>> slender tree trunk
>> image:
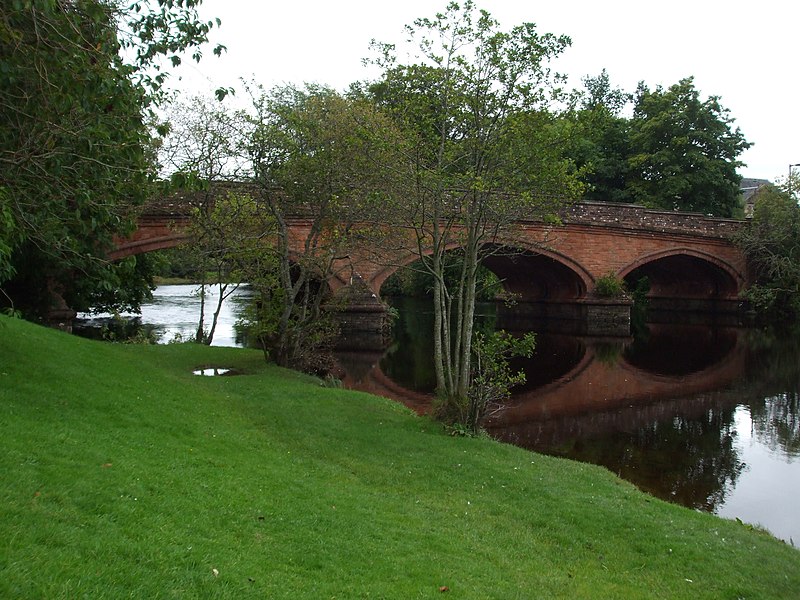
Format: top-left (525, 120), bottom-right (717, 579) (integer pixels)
top-left (452, 250), bottom-right (466, 392)
top-left (194, 277), bottom-right (207, 344)
top-left (274, 209), bottom-right (296, 367)
top-left (205, 280), bottom-right (240, 346)
top-left (457, 234), bottom-right (479, 400)
top-left (204, 282), bottom-right (224, 345)
top-left (432, 252), bottom-right (447, 396)
top-left (430, 186), bottom-right (449, 397)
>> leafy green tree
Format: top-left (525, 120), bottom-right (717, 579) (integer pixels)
top-left (563, 74), bottom-right (751, 216)
top-left (368, 1), bottom-right (581, 426)
top-left (466, 330), bottom-right (535, 433)
top-left (563, 70), bottom-right (633, 203)
top-left (627, 77), bottom-right (750, 217)
top-left (240, 85), bottom-right (406, 371)
top-left (735, 181), bottom-right (800, 319)
top-left (0, 1), bottom-right (223, 320)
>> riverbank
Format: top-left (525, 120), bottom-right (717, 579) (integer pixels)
top-left (1, 315), bottom-right (798, 598)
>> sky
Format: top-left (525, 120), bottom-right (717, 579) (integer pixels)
top-left (171, 0), bottom-right (799, 181)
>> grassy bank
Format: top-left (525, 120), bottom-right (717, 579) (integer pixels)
top-left (1, 315), bottom-right (798, 598)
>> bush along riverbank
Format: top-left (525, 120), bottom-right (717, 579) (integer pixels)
top-left (1, 314), bottom-right (798, 598)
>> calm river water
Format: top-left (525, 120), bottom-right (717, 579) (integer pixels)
top-left (76, 285), bottom-right (800, 545)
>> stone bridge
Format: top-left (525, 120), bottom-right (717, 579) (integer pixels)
top-left (112, 196), bottom-right (750, 334)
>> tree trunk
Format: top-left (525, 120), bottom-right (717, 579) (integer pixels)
top-left (194, 279), bottom-right (207, 344)
top-left (205, 281), bottom-right (240, 346)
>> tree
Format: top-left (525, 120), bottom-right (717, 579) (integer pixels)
top-left (159, 95), bottom-right (247, 344)
top-left (159, 96), bottom-right (244, 183)
top-left (183, 195), bottom-right (245, 345)
top-left (735, 180), bottom-right (800, 319)
top-left (562, 73), bottom-right (751, 215)
top-left (0, 1), bottom-right (223, 320)
top-left (368, 1), bottom-right (581, 427)
top-left (240, 85), bottom-right (406, 371)
top-left (627, 77), bottom-right (750, 217)
top-left (563, 70), bottom-right (633, 203)
top-left (466, 330), bottom-right (535, 433)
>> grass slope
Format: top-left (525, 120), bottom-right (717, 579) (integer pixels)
top-left (1, 315), bottom-right (798, 599)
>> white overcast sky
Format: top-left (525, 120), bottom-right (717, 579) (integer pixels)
top-left (171, 0), bottom-right (799, 181)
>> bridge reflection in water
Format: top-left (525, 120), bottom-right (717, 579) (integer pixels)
top-left (334, 298), bottom-right (800, 542)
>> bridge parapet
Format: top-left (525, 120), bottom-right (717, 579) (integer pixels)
top-left (141, 183), bottom-right (745, 240)
top-left (559, 202), bottom-right (744, 239)
top-left (140, 182), bottom-right (264, 217)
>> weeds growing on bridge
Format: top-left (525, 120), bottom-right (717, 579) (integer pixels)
top-left (594, 272), bottom-right (628, 298)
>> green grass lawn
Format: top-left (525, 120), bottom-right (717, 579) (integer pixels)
top-left (1, 314), bottom-right (798, 598)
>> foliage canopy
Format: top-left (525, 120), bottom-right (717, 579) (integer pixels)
top-left (735, 181), bottom-right (800, 319)
top-left (565, 74), bottom-right (750, 217)
top-left (0, 0), bottom-right (223, 318)
top-left (627, 77), bottom-right (750, 216)
top-left (367, 1), bottom-right (581, 426)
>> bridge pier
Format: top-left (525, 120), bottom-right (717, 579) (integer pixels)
top-left (332, 281), bottom-right (392, 351)
top-left (496, 298), bottom-right (632, 337)
top-left (44, 278), bottom-right (77, 332)
top-left (584, 298), bottom-right (632, 336)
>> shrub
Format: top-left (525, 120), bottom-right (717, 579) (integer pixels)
top-left (595, 272), bottom-right (627, 298)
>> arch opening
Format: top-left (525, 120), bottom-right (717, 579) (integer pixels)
top-left (376, 245), bottom-right (589, 304)
top-left (623, 324), bottom-right (739, 376)
top-left (482, 248), bottom-right (588, 302)
top-left (623, 252), bottom-right (740, 313)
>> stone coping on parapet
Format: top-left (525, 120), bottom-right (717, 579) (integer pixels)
top-left (555, 201), bottom-right (742, 239)
top-left (141, 182), bottom-right (744, 240)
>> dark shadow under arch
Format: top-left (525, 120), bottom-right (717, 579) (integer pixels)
top-left (620, 248), bottom-right (742, 301)
top-left (482, 247), bottom-right (589, 302)
top-left (374, 243), bottom-right (592, 303)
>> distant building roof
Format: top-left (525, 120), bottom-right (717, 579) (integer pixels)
top-left (740, 178), bottom-right (771, 217)
top-left (740, 178), bottom-right (771, 199)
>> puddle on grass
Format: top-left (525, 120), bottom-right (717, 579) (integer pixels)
top-left (192, 367), bottom-right (241, 377)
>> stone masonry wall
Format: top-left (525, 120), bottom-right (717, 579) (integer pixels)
top-left (557, 202), bottom-right (743, 239)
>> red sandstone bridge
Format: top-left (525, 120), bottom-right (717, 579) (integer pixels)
top-left (112, 195), bottom-right (750, 333)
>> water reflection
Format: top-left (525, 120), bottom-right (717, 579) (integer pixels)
top-left (379, 299), bottom-right (589, 394)
top-left (623, 324), bottom-right (738, 376)
top-left (751, 393), bottom-right (800, 457)
top-left (503, 402), bottom-right (746, 512)
top-left (193, 367), bottom-right (238, 376)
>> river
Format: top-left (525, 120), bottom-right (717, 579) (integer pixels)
top-left (75, 285), bottom-right (800, 546)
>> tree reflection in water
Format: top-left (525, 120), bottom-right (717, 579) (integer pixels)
top-left (745, 332), bottom-right (800, 458)
top-left (551, 405), bottom-right (746, 512)
top-left (751, 393), bottom-right (800, 457)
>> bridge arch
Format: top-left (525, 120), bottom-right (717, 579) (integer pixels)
top-left (109, 215), bottom-right (191, 261)
top-left (618, 247), bottom-right (744, 301)
top-left (370, 242), bottom-right (593, 303)
top-left (110, 234), bottom-right (188, 260)
top-left (481, 244), bottom-right (591, 301)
